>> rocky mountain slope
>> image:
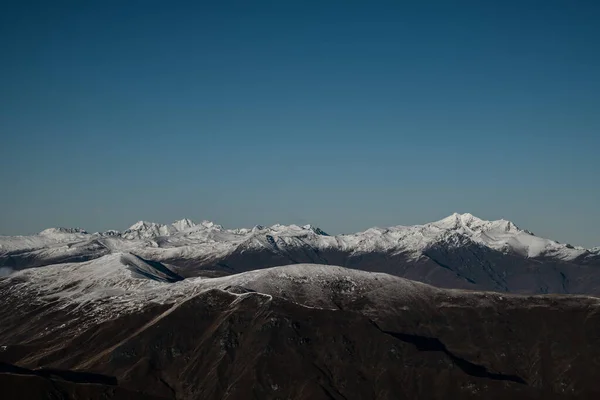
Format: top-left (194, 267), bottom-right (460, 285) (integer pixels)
top-left (1, 213), bottom-right (599, 294)
top-left (1, 258), bottom-right (600, 399)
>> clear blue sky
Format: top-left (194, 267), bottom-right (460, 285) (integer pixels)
top-left (1, 1), bottom-right (599, 247)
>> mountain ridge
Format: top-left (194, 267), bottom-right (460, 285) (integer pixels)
top-left (15, 212), bottom-right (597, 254)
top-left (2, 213), bottom-right (599, 295)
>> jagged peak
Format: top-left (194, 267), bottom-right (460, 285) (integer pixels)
top-left (171, 218), bottom-right (196, 231)
top-left (199, 220), bottom-right (223, 230)
top-left (302, 224), bottom-right (329, 236)
top-left (127, 220), bottom-right (161, 231)
top-left (265, 223), bottom-right (328, 235)
top-left (122, 219), bottom-right (223, 239)
top-left (39, 227), bottom-right (88, 235)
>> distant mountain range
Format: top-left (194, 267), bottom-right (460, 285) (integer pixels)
top-left (1, 213), bottom-right (599, 294)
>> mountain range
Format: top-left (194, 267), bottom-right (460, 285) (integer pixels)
top-left (2, 213), bottom-right (600, 398)
top-left (1, 213), bottom-right (599, 294)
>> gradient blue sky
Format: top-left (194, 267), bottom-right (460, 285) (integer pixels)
top-left (1, 1), bottom-right (599, 247)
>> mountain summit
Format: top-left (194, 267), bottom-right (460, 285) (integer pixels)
top-left (433, 212), bottom-right (519, 233)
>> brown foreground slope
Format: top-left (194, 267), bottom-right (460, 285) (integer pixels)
top-left (1, 264), bottom-right (600, 399)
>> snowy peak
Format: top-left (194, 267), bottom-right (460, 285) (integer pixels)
top-left (121, 218), bottom-right (223, 239)
top-left (127, 221), bottom-right (159, 231)
top-left (123, 221), bottom-right (174, 239)
top-left (434, 212), bottom-right (485, 228)
top-left (198, 220), bottom-right (223, 230)
top-left (432, 213), bottom-right (520, 234)
top-left (39, 227), bottom-right (88, 236)
top-left (172, 218), bottom-right (196, 232)
top-left (427, 213), bottom-right (587, 260)
top-left (302, 224), bottom-right (329, 236)
top-left (266, 223), bottom-right (328, 236)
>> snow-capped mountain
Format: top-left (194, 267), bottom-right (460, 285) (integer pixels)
top-left (1, 213), bottom-right (598, 294)
top-left (429, 212), bottom-right (589, 259)
top-left (121, 218), bottom-right (200, 240)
